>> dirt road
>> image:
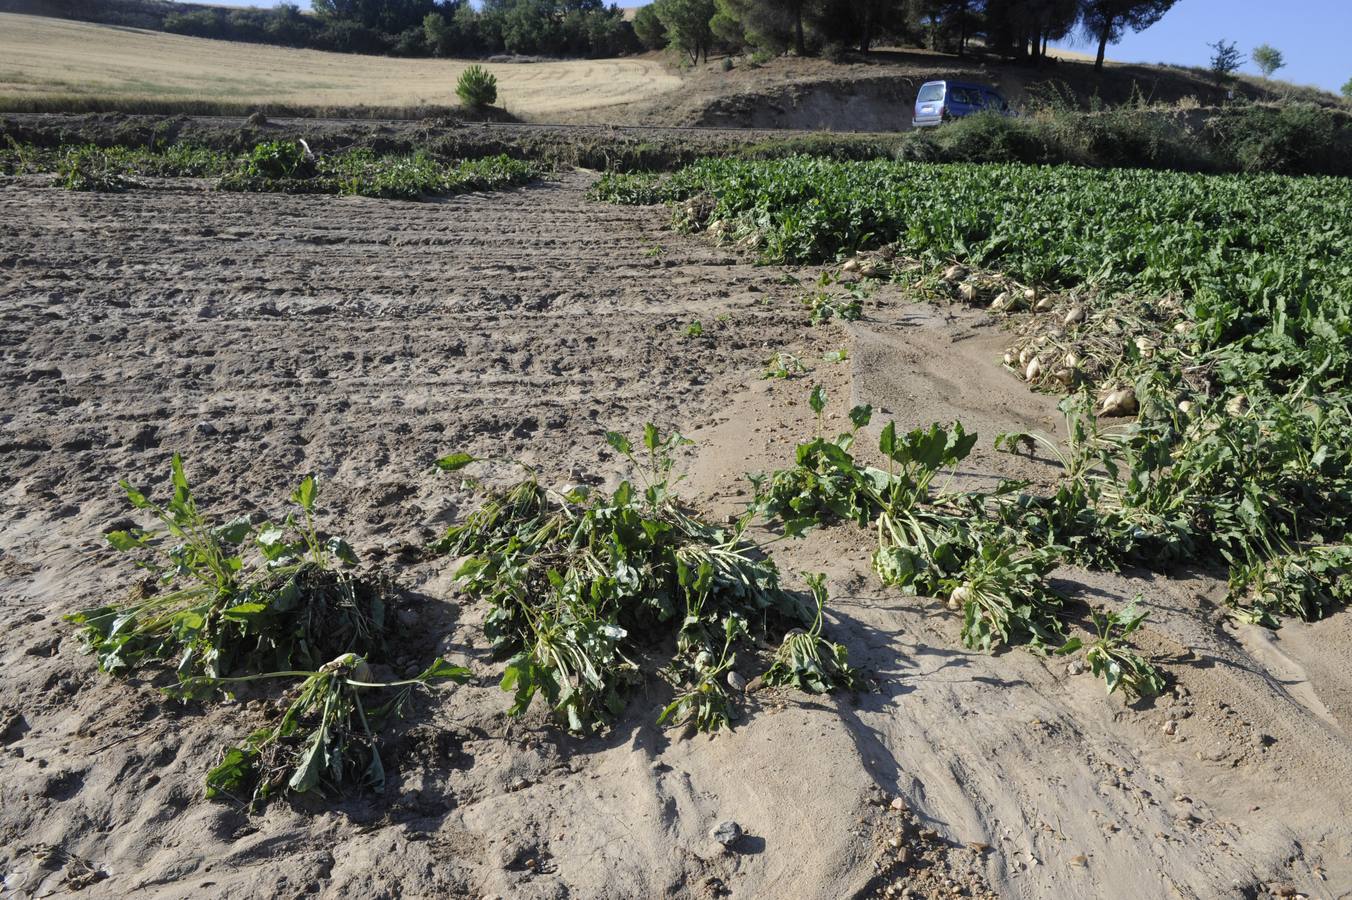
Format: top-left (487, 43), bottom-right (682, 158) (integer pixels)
top-left (2, 172), bottom-right (1351, 899)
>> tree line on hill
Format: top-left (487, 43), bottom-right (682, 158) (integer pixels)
top-left (639, 0), bottom-right (1177, 68)
top-left (18, 0), bottom-right (1175, 64)
top-left (16, 0), bottom-right (638, 57)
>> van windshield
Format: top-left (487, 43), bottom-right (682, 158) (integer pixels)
top-left (917, 84), bottom-right (944, 102)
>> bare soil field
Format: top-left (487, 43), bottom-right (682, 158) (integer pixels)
top-left (3, 169), bottom-right (1352, 899)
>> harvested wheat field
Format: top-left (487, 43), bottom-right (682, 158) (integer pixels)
top-left (3, 120), bottom-right (1352, 900)
top-left (0, 13), bottom-right (681, 117)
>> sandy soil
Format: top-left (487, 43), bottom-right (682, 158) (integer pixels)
top-left (3, 171), bottom-right (1352, 899)
top-left (0, 13), bottom-right (682, 118)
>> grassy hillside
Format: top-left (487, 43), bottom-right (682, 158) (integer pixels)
top-left (0, 13), bottom-right (681, 118)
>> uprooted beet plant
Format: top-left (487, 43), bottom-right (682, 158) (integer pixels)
top-left (69, 455), bottom-right (383, 681)
top-left (69, 455), bottom-right (467, 805)
top-left (752, 386), bottom-right (1171, 700)
top-left (751, 386), bottom-right (1070, 656)
top-left (195, 654), bottom-right (469, 806)
top-left (53, 145), bottom-right (137, 193)
top-left (435, 425), bottom-right (857, 734)
top-left (992, 389), bottom-right (1352, 628)
top-left (1056, 598), bottom-right (1166, 701)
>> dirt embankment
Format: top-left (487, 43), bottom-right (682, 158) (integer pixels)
top-left (3, 169), bottom-right (1352, 898)
top-left (694, 75), bottom-right (921, 131)
top-left (602, 47), bottom-right (1339, 130)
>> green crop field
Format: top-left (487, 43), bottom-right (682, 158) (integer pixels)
top-left (597, 157), bottom-right (1352, 642)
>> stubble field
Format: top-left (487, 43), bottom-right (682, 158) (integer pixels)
top-left (0, 13), bottom-right (682, 117)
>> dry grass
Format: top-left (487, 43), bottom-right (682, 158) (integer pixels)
top-left (0, 13), bottom-right (683, 119)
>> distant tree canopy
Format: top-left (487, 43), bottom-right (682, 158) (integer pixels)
top-left (143, 0), bottom-right (638, 58)
top-left (49, 0), bottom-right (1190, 65)
top-left (675, 0), bottom-right (1177, 67)
top-left (1079, 0), bottom-right (1177, 70)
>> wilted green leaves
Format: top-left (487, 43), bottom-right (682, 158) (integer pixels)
top-left (1056, 598), bottom-right (1166, 699)
top-left (437, 427), bottom-right (856, 734)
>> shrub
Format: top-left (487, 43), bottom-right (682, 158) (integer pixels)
top-left (1206, 102), bottom-right (1348, 175)
top-left (456, 65), bottom-right (498, 109)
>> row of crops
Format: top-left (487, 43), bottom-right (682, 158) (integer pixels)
top-left (595, 157), bottom-right (1352, 632)
top-left (1, 140), bottom-right (541, 198)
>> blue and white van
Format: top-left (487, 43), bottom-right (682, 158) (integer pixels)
top-left (912, 80), bottom-right (1013, 128)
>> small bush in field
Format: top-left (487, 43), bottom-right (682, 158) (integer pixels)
top-left (456, 65), bottom-right (498, 109)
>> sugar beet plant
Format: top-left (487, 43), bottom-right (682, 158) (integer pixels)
top-left (752, 387), bottom-right (1068, 655)
top-left (993, 389), bottom-right (1352, 627)
top-left (436, 425), bottom-right (856, 733)
top-left (1056, 598), bottom-right (1166, 701)
top-left (69, 455), bottom-right (383, 681)
top-left (69, 455), bottom-right (466, 805)
top-left (196, 654), bottom-right (468, 806)
top-left (754, 388), bottom-right (1168, 696)
top-left (218, 143), bottom-right (541, 200)
top-left (600, 156), bottom-right (1352, 630)
top-left (5, 139), bottom-right (541, 201)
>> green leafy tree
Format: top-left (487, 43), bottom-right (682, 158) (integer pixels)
top-left (981, 0), bottom-right (1078, 62)
top-left (265, 4), bottom-right (313, 45)
top-left (715, 0), bottom-right (803, 55)
top-left (452, 3), bottom-right (487, 50)
top-left (633, 4), bottom-right (668, 49)
top-left (709, 0), bottom-right (744, 48)
top-left (1080, 0), bottom-right (1178, 71)
top-left (312, 0), bottom-right (437, 35)
top-left (655, 0), bottom-right (716, 63)
top-left (1251, 43), bottom-right (1284, 78)
top-left (424, 11), bottom-right (453, 54)
top-left (491, 0), bottom-right (565, 53)
top-left (1344, 77), bottom-right (1352, 102)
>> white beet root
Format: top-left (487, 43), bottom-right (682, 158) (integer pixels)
top-left (1098, 387), bottom-right (1139, 417)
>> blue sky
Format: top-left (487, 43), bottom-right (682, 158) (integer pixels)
top-left (207, 0), bottom-right (1350, 94)
top-left (1052, 0), bottom-right (1351, 94)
